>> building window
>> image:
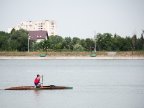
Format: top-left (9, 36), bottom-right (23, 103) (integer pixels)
top-left (51, 22), bottom-right (54, 25)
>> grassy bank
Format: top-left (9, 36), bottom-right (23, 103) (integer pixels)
top-left (0, 51), bottom-right (144, 57)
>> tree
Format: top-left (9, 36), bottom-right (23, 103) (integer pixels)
top-left (84, 38), bottom-right (94, 51)
top-left (140, 31), bottom-right (144, 50)
top-left (9, 29), bottom-right (28, 51)
top-left (80, 39), bottom-right (86, 51)
top-left (10, 28), bottom-right (16, 35)
top-left (64, 37), bottom-right (73, 50)
top-left (120, 37), bottom-right (131, 51)
top-left (0, 31), bottom-right (10, 51)
top-left (132, 34), bottom-right (137, 51)
top-left (72, 37), bottom-right (80, 45)
top-left (1, 29), bottom-right (144, 52)
top-left (112, 36), bottom-right (131, 51)
top-left (38, 40), bottom-right (48, 51)
top-left (97, 33), bottom-right (113, 51)
top-left (48, 35), bottom-right (64, 50)
top-left (73, 44), bottom-right (84, 51)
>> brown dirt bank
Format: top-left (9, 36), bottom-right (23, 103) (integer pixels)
top-left (0, 51), bottom-right (144, 57)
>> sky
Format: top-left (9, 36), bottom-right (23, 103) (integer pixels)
top-left (0, 0), bottom-right (144, 38)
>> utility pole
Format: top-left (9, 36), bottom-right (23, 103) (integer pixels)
top-left (94, 32), bottom-right (97, 53)
top-left (28, 35), bottom-right (30, 52)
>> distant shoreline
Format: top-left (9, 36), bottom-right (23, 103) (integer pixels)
top-left (0, 51), bottom-right (144, 59)
top-left (0, 56), bottom-right (144, 60)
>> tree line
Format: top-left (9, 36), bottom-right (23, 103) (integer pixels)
top-left (0, 29), bottom-right (144, 52)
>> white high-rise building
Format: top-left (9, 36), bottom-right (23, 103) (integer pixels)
top-left (8, 20), bottom-right (56, 36)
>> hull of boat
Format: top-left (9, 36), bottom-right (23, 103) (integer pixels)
top-left (5, 85), bottom-right (73, 90)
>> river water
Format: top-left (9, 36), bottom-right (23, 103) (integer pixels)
top-left (0, 59), bottom-right (144, 108)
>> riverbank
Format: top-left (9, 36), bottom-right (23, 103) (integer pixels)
top-left (0, 56), bottom-right (144, 60)
top-left (0, 51), bottom-right (144, 59)
top-left (0, 51), bottom-right (144, 56)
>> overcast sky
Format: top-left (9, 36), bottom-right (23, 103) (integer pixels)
top-left (0, 0), bottom-right (144, 38)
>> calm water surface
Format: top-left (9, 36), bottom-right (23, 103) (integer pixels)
top-left (0, 59), bottom-right (144, 108)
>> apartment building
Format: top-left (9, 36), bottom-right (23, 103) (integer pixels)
top-left (8, 20), bottom-right (56, 36)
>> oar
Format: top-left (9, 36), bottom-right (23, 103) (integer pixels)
top-left (41, 75), bottom-right (43, 86)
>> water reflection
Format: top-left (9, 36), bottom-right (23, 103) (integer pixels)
top-left (33, 90), bottom-right (41, 96)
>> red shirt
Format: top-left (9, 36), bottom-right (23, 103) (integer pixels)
top-left (34, 77), bottom-right (40, 84)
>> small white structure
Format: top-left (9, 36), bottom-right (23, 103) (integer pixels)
top-left (107, 52), bottom-right (117, 57)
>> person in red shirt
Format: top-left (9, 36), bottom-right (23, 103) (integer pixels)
top-left (34, 74), bottom-right (41, 88)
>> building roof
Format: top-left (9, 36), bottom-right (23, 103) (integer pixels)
top-left (28, 30), bottom-right (48, 41)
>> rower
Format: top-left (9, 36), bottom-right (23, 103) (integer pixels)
top-left (34, 74), bottom-right (41, 88)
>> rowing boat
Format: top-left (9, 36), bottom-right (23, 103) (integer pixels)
top-left (5, 85), bottom-right (73, 90)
